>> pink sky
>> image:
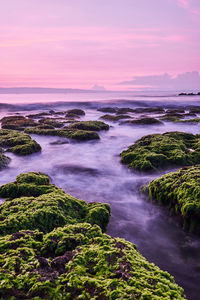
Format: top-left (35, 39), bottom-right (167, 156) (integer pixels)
top-left (0, 0), bottom-right (200, 90)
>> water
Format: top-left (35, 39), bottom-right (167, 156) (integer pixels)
top-left (0, 92), bottom-right (200, 299)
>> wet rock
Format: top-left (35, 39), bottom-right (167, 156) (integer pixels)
top-left (97, 107), bottom-right (118, 113)
top-left (0, 129), bottom-right (41, 155)
top-left (1, 116), bottom-right (37, 130)
top-left (124, 117), bottom-right (163, 125)
top-left (146, 165), bottom-right (200, 234)
top-left (0, 172), bottom-right (110, 234)
top-left (66, 109), bottom-right (85, 116)
top-left (0, 224), bottom-right (186, 299)
top-left (132, 107), bottom-right (165, 114)
top-left (39, 118), bottom-right (65, 128)
top-left (68, 121), bottom-right (109, 131)
top-left (100, 114), bottom-right (131, 121)
top-left (121, 131), bottom-right (200, 172)
top-left (24, 127), bottom-right (100, 141)
top-left (54, 164), bottom-right (101, 176)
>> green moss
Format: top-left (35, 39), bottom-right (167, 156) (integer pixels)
top-left (66, 109), bottom-right (85, 116)
top-left (126, 118), bottom-right (163, 125)
top-left (0, 172), bottom-right (110, 235)
top-left (0, 129), bottom-right (41, 155)
top-left (100, 114), bottom-right (131, 121)
top-left (146, 165), bottom-right (200, 234)
top-left (121, 131), bottom-right (200, 172)
top-left (0, 223), bottom-right (186, 299)
top-left (24, 127), bottom-right (100, 141)
top-left (177, 118), bottom-right (200, 123)
top-left (68, 121), bottom-right (109, 131)
top-left (1, 116), bottom-right (37, 130)
top-left (39, 118), bottom-right (65, 128)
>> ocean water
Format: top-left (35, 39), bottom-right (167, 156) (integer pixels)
top-left (0, 91), bottom-right (200, 299)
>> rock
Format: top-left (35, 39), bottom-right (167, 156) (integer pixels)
top-left (125, 117), bottom-right (163, 125)
top-left (146, 165), bottom-right (200, 234)
top-left (68, 121), bottom-right (109, 131)
top-left (1, 116), bottom-right (37, 130)
top-left (121, 131), bottom-right (200, 172)
top-left (0, 223), bottom-right (186, 299)
top-left (100, 114), bottom-right (131, 121)
top-left (0, 129), bottom-right (41, 155)
top-left (24, 128), bottom-right (100, 141)
top-left (0, 172), bottom-right (110, 234)
top-left (97, 107), bottom-right (118, 113)
top-left (66, 109), bottom-right (85, 116)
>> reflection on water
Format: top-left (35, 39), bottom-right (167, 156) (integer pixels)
top-left (0, 98), bottom-right (200, 300)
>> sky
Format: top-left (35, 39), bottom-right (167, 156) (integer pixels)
top-left (0, 0), bottom-right (200, 91)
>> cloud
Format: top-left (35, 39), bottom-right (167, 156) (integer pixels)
top-left (118, 71), bottom-right (200, 90)
top-left (176, 0), bottom-right (200, 16)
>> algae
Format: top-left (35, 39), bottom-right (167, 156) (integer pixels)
top-left (121, 131), bottom-right (200, 172)
top-left (0, 223), bottom-right (186, 299)
top-left (0, 172), bottom-right (110, 235)
top-left (146, 165), bottom-right (200, 234)
top-left (68, 121), bottom-right (109, 131)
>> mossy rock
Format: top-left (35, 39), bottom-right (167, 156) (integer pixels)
top-left (0, 129), bottom-right (41, 155)
top-left (0, 172), bottom-right (110, 235)
top-left (121, 131), bottom-right (200, 172)
top-left (178, 118), bottom-right (200, 123)
top-left (100, 114), bottom-right (131, 121)
top-left (133, 107), bottom-right (165, 114)
top-left (68, 121), bottom-right (109, 131)
top-left (24, 127), bottom-right (99, 141)
top-left (39, 118), bottom-right (65, 128)
top-left (97, 107), bottom-right (118, 113)
top-left (126, 117), bottom-right (163, 125)
top-left (66, 109), bottom-right (85, 117)
top-left (0, 223), bottom-right (186, 299)
top-left (116, 107), bottom-right (135, 114)
top-left (146, 165), bottom-right (200, 234)
top-left (0, 148), bottom-right (10, 170)
top-left (1, 116), bottom-right (37, 130)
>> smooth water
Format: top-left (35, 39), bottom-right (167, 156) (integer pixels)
top-left (0, 93), bottom-right (200, 299)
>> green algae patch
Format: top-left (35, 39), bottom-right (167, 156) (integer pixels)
top-left (0, 223), bottom-right (186, 299)
top-left (68, 121), bottom-right (109, 131)
top-left (177, 118), bottom-right (200, 123)
top-left (100, 114), bottom-right (131, 121)
top-left (0, 172), bottom-right (110, 235)
top-left (24, 127), bottom-right (99, 141)
top-left (0, 129), bottom-right (41, 155)
top-left (146, 165), bottom-right (200, 234)
top-left (121, 131), bottom-right (200, 172)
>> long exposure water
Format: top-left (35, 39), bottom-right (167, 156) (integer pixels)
top-left (0, 92), bottom-right (200, 299)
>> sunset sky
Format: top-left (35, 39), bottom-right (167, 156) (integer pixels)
top-left (0, 0), bottom-right (200, 90)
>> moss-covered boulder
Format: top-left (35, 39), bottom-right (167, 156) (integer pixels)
top-left (38, 118), bottom-right (65, 128)
top-left (121, 131), bottom-right (200, 172)
top-left (68, 121), bottom-right (109, 131)
top-left (100, 114), bottom-right (131, 121)
top-left (178, 118), bottom-right (200, 123)
top-left (97, 107), bottom-right (118, 113)
top-left (24, 127), bottom-right (99, 141)
top-left (125, 117), bottom-right (163, 125)
top-left (66, 109), bottom-right (85, 116)
top-left (146, 165), bottom-right (200, 234)
top-left (0, 223), bottom-right (186, 299)
top-left (1, 116), bottom-right (37, 130)
top-left (0, 129), bottom-right (41, 155)
top-left (0, 172), bottom-right (110, 235)
top-left (0, 148), bottom-right (10, 169)
top-left (133, 107), bottom-right (165, 114)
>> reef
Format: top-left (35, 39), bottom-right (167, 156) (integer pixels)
top-left (125, 117), bottom-right (163, 125)
top-left (0, 172), bottom-right (110, 235)
top-left (0, 148), bottom-right (10, 169)
top-left (146, 165), bottom-right (200, 234)
top-left (38, 118), bottom-right (65, 128)
top-left (66, 109), bottom-right (85, 116)
top-left (24, 128), bottom-right (99, 141)
top-left (121, 131), bottom-right (200, 172)
top-left (0, 129), bottom-right (41, 155)
top-left (1, 116), bottom-right (37, 130)
top-left (100, 114), bottom-right (131, 121)
top-left (97, 107), bottom-right (118, 113)
top-left (0, 223), bottom-right (185, 299)
top-left (68, 121), bottom-right (109, 131)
